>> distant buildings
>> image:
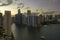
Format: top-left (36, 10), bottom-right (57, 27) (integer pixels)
top-left (14, 9), bottom-right (60, 27)
top-left (43, 11), bottom-right (60, 22)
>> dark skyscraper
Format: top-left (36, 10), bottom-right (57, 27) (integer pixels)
top-left (18, 9), bottom-right (21, 14)
top-left (14, 9), bottom-right (22, 25)
top-left (0, 13), bottom-right (2, 16)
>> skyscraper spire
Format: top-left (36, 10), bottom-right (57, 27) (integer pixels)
top-left (18, 9), bottom-right (21, 14)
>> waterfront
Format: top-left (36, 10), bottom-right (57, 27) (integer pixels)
top-left (11, 23), bottom-right (60, 40)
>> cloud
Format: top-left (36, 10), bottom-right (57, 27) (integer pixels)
top-left (0, 0), bottom-right (12, 6)
top-left (52, 0), bottom-right (57, 2)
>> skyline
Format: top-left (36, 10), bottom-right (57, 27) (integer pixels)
top-left (0, 0), bottom-right (60, 15)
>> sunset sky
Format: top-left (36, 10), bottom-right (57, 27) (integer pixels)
top-left (0, 0), bottom-right (60, 15)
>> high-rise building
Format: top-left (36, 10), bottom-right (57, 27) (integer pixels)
top-left (22, 14), bottom-right (27, 25)
top-left (14, 9), bottom-right (22, 25)
top-left (18, 9), bottom-right (21, 14)
top-left (3, 11), bottom-right (12, 40)
top-left (0, 13), bottom-right (3, 38)
top-left (38, 14), bottom-right (43, 25)
top-left (30, 13), bottom-right (38, 27)
top-left (27, 10), bottom-right (32, 26)
top-left (27, 10), bottom-right (40, 27)
top-left (27, 10), bottom-right (31, 15)
top-left (0, 13), bottom-right (3, 26)
top-left (0, 13), bottom-right (2, 16)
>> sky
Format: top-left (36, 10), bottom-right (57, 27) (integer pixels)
top-left (0, 0), bottom-right (60, 15)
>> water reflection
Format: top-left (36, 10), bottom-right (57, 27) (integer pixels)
top-left (11, 23), bottom-right (60, 40)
